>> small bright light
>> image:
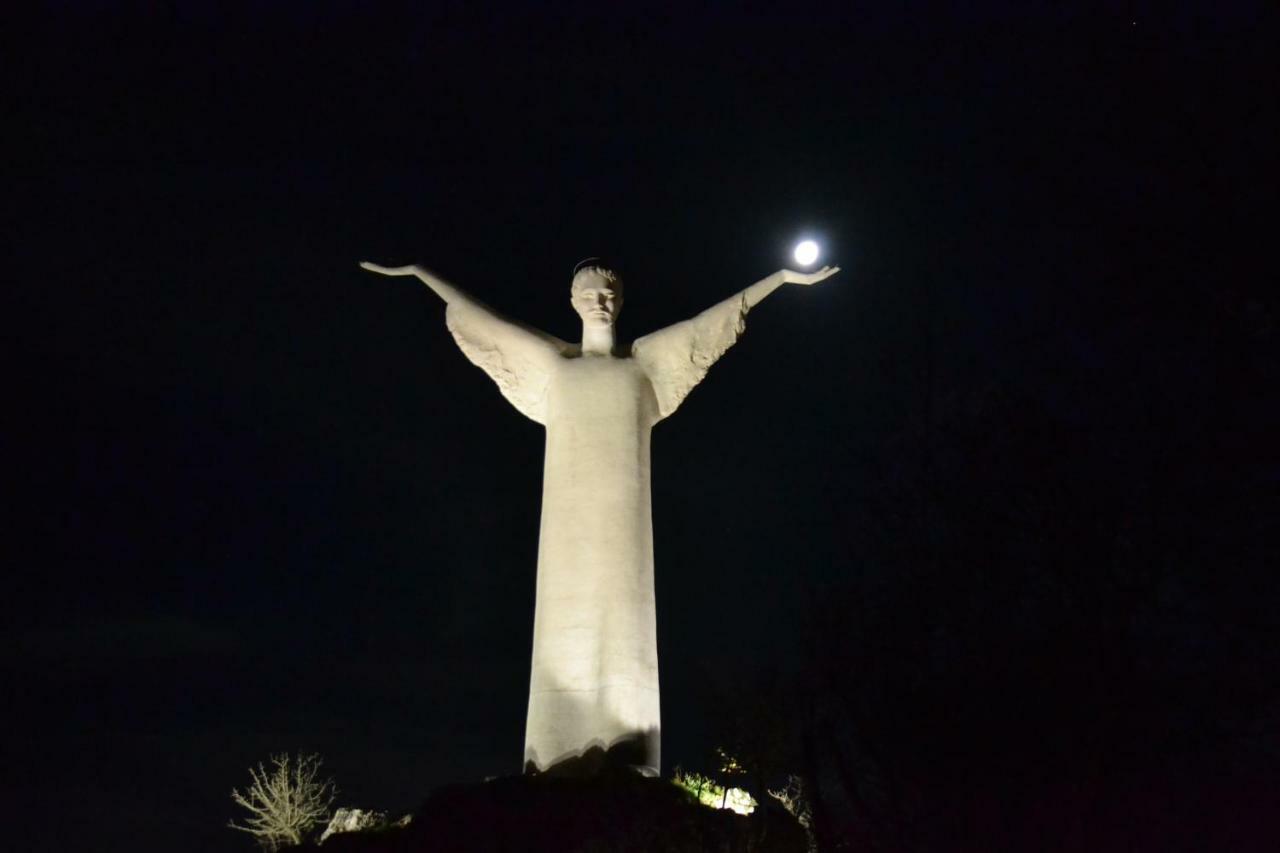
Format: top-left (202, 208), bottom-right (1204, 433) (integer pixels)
top-left (793, 240), bottom-right (820, 267)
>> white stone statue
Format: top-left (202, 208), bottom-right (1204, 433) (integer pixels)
top-left (360, 258), bottom-right (839, 777)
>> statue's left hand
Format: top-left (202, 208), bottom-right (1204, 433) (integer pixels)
top-left (780, 265), bottom-right (840, 286)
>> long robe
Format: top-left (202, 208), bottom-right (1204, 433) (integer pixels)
top-left (444, 291), bottom-right (750, 775)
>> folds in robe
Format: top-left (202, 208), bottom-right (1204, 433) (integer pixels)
top-left (632, 292), bottom-right (751, 420)
top-left (445, 299), bottom-right (571, 425)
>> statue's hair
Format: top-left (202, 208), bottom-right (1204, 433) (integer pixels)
top-left (571, 259), bottom-right (623, 293)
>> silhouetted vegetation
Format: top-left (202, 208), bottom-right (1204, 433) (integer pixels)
top-left (300, 768), bottom-right (806, 853)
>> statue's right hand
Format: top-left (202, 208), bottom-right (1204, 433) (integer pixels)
top-left (359, 261), bottom-right (420, 276)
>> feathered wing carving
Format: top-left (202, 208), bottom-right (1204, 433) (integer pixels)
top-left (631, 292), bottom-right (750, 421)
top-left (445, 300), bottom-right (570, 425)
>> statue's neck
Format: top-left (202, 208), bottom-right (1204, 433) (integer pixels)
top-left (581, 325), bottom-right (615, 356)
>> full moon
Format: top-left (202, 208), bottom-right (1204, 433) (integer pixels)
top-left (793, 240), bottom-right (820, 266)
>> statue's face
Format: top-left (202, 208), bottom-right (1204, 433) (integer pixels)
top-left (571, 270), bottom-right (623, 329)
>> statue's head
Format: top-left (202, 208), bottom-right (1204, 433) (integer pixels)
top-left (570, 261), bottom-right (624, 329)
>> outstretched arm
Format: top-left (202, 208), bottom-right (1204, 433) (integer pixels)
top-left (632, 265), bottom-right (839, 421)
top-left (360, 259), bottom-right (569, 350)
top-left (360, 262), bottom-right (471, 306)
top-left (734, 265), bottom-right (841, 311)
top-left (359, 260), bottom-right (569, 424)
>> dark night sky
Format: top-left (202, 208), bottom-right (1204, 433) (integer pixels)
top-left (7, 3), bottom-right (1278, 851)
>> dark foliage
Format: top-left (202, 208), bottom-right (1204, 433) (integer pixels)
top-left (308, 768), bottom-right (805, 853)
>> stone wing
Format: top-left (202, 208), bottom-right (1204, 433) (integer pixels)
top-left (631, 291), bottom-right (750, 421)
top-left (445, 300), bottom-right (570, 425)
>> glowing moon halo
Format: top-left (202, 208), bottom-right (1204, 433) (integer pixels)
top-left (793, 239), bottom-right (820, 267)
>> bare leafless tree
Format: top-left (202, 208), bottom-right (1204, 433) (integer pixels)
top-left (769, 775), bottom-right (816, 853)
top-left (229, 752), bottom-right (337, 850)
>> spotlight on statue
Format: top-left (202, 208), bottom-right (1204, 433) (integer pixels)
top-left (792, 240), bottom-right (820, 267)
